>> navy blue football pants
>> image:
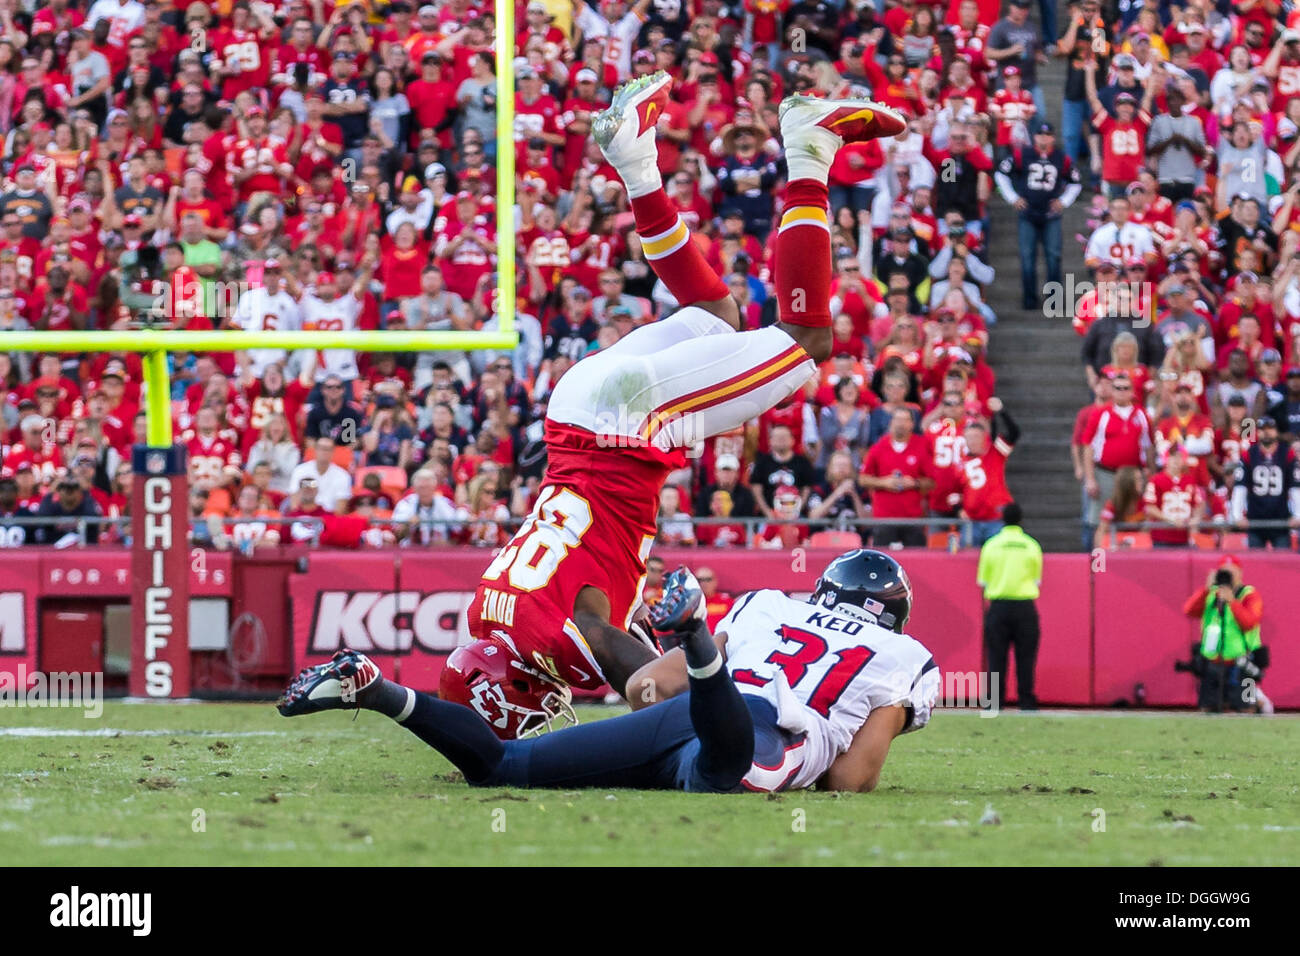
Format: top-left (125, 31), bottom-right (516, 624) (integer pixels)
top-left (399, 680), bottom-right (793, 793)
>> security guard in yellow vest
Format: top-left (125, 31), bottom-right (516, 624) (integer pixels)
top-left (976, 502), bottom-right (1042, 710)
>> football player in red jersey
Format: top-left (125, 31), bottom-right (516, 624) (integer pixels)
top-left (451, 71), bottom-right (906, 734)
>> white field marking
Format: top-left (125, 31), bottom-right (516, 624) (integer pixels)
top-left (0, 728), bottom-right (293, 738)
top-left (939, 708), bottom-right (1300, 720)
top-left (40, 832), bottom-right (150, 848)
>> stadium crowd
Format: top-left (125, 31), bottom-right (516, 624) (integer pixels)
top-left (1062, 0), bottom-right (1300, 551)
top-left (0, 0), bottom-right (1293, 553)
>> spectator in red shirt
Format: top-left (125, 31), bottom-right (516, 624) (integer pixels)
top-left (1143, 444), bottom-right (1203, 547)
top-left (860, 406), bottom-right (934, 549)
top-left (958, 398), bottom-right (1019, 546)
top-left (1081, 372), bottom-right (1152, 534)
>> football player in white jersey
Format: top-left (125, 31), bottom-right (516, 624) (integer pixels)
top-left (227, 258), bottom-right (302, 377)
top-left (278, 550), bottom-right (938, 794)
top-left (630, 550), bottom-right (939, 792)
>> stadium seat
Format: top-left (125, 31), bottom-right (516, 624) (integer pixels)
top-left (1219, 533), bottom-right (1248, 551)
top-left (808, 531), bottom-right (860, 549)
top-left (1192, 531), bottom-right (1219, 550)
top-left (355, 466), bottom-right (408, 501)
top-left (927, 530), bottom-right (957, 550)
top-left (1113, 531), bottom-right (1152, 550)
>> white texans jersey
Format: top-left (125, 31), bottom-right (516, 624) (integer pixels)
top-left (718, 589), bottom-right (939, 791)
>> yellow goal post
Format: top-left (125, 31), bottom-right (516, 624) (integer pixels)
top-left (2, 1), bottom-right (519, 448)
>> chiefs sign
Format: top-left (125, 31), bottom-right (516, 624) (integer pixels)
top-left (308, 590), bottom-right (474, 654)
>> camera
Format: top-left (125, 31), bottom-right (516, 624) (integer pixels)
top-left (1173, 642), bottom-right (1205, 676)
top-left (1214, 569), bottom-right (1233, 587)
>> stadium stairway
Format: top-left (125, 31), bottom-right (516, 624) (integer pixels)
top-left (983, 34), bottom-right (1092, 552)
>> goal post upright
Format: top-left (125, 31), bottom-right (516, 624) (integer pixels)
top-left (495, 0), bottom-right (517, 339)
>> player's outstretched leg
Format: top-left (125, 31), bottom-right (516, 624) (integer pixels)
top-left (774, 94), bottom-right (906, 362)
top-left (650, 568), bottom-right (755, 791)
top-left (277, 649), bottom-right (507, 782)
top-left (593, 71), bottom-right (736, 328)
top-left (279, 650), bottom-right (716, 790)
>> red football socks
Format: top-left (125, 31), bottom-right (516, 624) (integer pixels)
top-left (631, 189), bottom-right (729, 305)
top-left (774, 178), bottom-right (833, 328)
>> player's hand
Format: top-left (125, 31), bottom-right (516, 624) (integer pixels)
top-left (1085, 477), bottom-right (1099, 499)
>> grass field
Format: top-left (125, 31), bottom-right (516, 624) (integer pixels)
top-left (2, 703), bottom-right (1297, 866)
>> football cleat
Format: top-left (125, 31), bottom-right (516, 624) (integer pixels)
top-left (276, 649), bottom-right (381, 717)
top-left (592, 70), bottom-right (672, 169)
top-left (778, 92), bottom-right (907, 145)
top-left (648, 566), bottom-right (708, 633)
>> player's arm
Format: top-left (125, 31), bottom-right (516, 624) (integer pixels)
top-left (625, 633), bottom-right (729, 710)
top-left (821, 704), bottom-right (908, 793)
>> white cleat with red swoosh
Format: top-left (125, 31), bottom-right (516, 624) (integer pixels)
top-left (593, 70), bottom-right (673, 198)
top-left (778, 93), bottom-right (908, 145)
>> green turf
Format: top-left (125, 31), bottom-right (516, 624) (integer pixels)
top-left (1, 703), bottom-right (1297, 865)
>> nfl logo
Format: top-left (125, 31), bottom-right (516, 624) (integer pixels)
top-left (145, 451), bottom-right (167, 475)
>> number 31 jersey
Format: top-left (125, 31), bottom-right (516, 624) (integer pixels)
top-left (718, 589), bottom-right (939, 791)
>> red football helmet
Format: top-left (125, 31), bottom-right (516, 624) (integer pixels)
top-left (439, 638), bottom-right (577, 740)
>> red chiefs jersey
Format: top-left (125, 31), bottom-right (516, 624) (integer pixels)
top-left (958, 440), bottom-right (1012, 521)
top-left (433, 202), bottom-right (495, 300)
top-left (273, 43), bottom-right (326, 87)
top-left (758, 393), bottom-right (807, 457)
top-left (1155, 412), bottom-right (1213, 487)
top-left (199, 130), bottom-right (236, 207)
top-left (670, 187), bottom-right (713, 233)
top-left (467, 422), bottom-right (683, 690)
top-left (564, 229), bottom-right (619, 292)
top-left (227, 135), bottom-right (289, 202)
top-left (0, 236), bottom-right (41, 287)
top-left (241, 379), bottom-right (310, 454)
top-left (405, 78), bottom-right (456, 148)
top-left (173, 197), bottom-right (226, 234)
top-left (861, 434), bottom-right (932, 518)
top-left (25, 284), bottom-right (88, 330)
top-left (992, 88), bottom-right (1035, 146)
top-left (514, 92), bottom-right (561, 148)
top-left (293, 121), bottom-right (345, 182)
top-left (2, 442), bottom-right (61, 487)
top-left (1131, 198), bottom-right (1174, 243)
top-left (184, 430), bottom-right (242, 485)
top-left (212, 28), bottom-right (273, 98)
top-left (1216, 298), bottom-right (1277, 349)
top-left (521, 227), bottom-right (571, 292)
top-left (924, 417), bottom-right (965, 513)
top-left (939, 82), bottom-right (988, 116)
top-left (1094, 110), bottom-right (1151, 184)
top-left (1143, 471), bottom-right (1202, 545)
top-left (1216, 424), bottom-right (1256, 470)
top-left (1271, 58), bottom-right (1300, 113)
